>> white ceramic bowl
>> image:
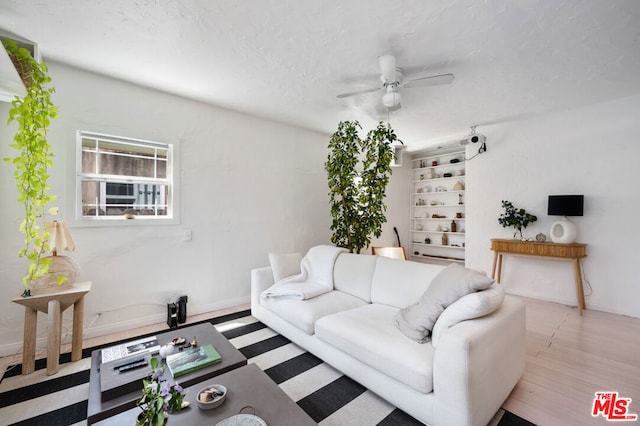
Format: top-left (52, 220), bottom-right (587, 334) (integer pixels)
top-left (196, 384), bottom-right (227, 410)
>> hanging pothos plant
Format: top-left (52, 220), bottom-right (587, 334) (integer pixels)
top-left (325, 120), bottom-right (402, 253)
top-left (2, 39), bottom-right (59, 291)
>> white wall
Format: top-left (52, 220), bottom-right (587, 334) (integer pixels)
top-left (369, 154), bottom-right (411, 251)
top-left (0, 63), bottom-right (332, 355)
top-left (465, 94), bottom-right (640, 318)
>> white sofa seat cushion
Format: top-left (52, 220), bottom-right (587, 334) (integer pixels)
top-left (315, 304), bottom-right (435, 393)
top-left (262, 290), bottom-right (367, 335)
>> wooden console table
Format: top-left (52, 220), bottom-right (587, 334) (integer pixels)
top-left (490, 239), bottom-right (587, 314)
top-left (12, 281), bottom-right (92, 375)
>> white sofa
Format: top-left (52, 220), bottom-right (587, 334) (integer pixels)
top-left (251, 250), bottom-right (526, 426)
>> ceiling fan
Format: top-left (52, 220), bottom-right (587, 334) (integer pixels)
top-left (336, 55), bottom-right (454, 111)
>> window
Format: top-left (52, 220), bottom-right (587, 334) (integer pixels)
top-left (76, 131), bottom-right (175, 222)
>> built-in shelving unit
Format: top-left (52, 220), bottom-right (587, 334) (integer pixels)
top-left (410, 147), bottom-right (466, 264)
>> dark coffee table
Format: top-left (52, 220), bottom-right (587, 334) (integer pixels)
top-left (87, 323), bottom-right (247, 425)
top-left (94, 363), bottom-right (316, 426)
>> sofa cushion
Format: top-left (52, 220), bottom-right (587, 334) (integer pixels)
top-left (333, 253), bottom-right (377, 302)
top-left (315, 304), bottom-right (435, 394)
top-left (371, 257), bottom-right (443, 308)
top-left (262, 290), bottom-right (366, 335)
top-left (431, 283), bottom-right (505, 348)
top-left (268, 252), bottom-right (303, 282)
top-left (394, 263), bottom-right (495, 343)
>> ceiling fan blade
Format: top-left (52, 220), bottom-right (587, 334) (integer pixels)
top-left (336, 86), bottom-right (381, 99)
top-left (402, 73), bottom-right (455, 89)
top-left (379, 55), bottom-right (396, 82)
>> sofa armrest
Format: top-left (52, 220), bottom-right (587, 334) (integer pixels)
top-left (432, 296), bottom-right (526, 426)
top-left (251, 267), bottom-right (274, 311)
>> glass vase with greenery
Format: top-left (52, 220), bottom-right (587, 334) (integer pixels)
top-left (498, 200), bottom-right (538, 239)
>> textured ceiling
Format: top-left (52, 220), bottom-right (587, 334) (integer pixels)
top-left (2, 0), bottom-right (640, 148)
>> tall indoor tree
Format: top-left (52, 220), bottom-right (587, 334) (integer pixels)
top-left (325, 120), bottom-right (401, 253)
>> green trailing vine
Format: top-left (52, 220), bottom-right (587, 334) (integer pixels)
top-left (2, 39), bottom-right (59, 289)
top-left (325, 120), bottom-right (402, 253)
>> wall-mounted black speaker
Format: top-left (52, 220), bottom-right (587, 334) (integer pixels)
top-left (177, 296), bottom-right (188, 324)
top-left (167, 303), bottom-right (178, 328)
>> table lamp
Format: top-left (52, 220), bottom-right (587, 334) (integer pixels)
top-left (32, 221), bottom-right (80, 292)
top-left (548, 195), bottom-right (584, 243)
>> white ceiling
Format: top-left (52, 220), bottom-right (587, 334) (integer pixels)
top-left (2, 0), bottom-right (640, 148)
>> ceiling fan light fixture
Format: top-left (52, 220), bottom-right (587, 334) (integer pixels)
top-left (382, 90), bottom-right (401, 107)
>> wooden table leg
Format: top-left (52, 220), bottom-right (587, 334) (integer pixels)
top-left (491, 251), bottom-right (498, 279)
top-left (47, 299), bottom-right (62, 375)
top-left (22, 306), bottom-right (38, 375)
top-left (573, 258), bottom-right (586, 315)
top-left (71, 295), bottom-right (85, 361)
top-left (496, 253), bottom-right (503, 283)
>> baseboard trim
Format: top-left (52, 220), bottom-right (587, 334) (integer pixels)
top-left (0, 297), bottom-right (250, 358)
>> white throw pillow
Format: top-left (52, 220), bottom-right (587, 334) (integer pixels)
top-left (268, 252), bottom-right (303, 282)
top-left (394, 263), bottom-right (494, 343)
top-left (431, 283), bottom-right (504, 348)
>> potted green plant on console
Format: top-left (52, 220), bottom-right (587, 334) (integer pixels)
top-left (498, 200), bottom-right (538, 240)
top-left (2, 39), bottom-right (59, 294)
top-left (325, 120), bottom-right (402, 253)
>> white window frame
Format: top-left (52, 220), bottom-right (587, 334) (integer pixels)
top-left (75, 130), bottom-right (179, 226)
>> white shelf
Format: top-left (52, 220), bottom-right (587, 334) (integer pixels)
top-left (412, 176), bottom-right (465, 184)
top-left (411, 230), bottom-right (465, 234)
top-left (410, 144), bottom-right (467, 265)
top-left (413, 190), bottom-right (465, 195)
top-left (413, 217), bottom-right (465, 221)
top-left (412, 150), bottom-right (465, 163)
top-left (409, 254), bottom-right (465, 263)
top-left (411, 242), bottom-right (465, 249)
top-left (413, 204), bottom-right (465, 208)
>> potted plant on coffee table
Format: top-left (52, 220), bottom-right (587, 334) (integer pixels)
top-left (136, 357), bottom-right (186, 426)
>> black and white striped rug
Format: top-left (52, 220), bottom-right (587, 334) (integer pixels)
top-left (0, 311), bottom-right (534, 425)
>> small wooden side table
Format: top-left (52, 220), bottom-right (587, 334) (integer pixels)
top-left (490, 239), bottom-right (587, 314)
top-left (12, 281), bottom-right (92, 375)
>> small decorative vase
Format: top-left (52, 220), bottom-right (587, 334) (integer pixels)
top-left (159, 344), bottom-right (176, 359)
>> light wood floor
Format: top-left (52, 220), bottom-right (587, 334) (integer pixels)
top-left (1, 298), bottom-right (639, 425)
top-left (504, 297), bottom-right (640, 425)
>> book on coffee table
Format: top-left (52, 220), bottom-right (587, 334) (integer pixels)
top-left (166, 344), bottom-right (222, 378)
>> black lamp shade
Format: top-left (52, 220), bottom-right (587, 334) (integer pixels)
top-left (548, 195), bottom-right (584, 216)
